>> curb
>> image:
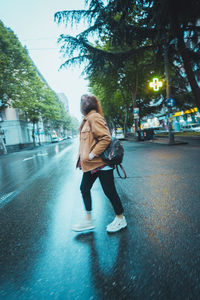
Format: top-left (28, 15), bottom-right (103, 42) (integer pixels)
top-left (145, 139), bottom-right (188, 145)
top-left (123, 137), bottom-right (189, 145)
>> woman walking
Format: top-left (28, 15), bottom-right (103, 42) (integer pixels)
top-left (72, 94), bottom-right (127, 233)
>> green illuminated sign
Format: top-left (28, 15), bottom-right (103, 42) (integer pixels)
top-left (149, 78), bottom-right (163, 91)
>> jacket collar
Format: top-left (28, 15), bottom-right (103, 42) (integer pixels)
top-left (83, 110), bottom-right (97, 121)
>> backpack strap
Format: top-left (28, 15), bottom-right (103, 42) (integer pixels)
top-left (116, 164), bottom-right (127, 179)
top-left (89, 119), bottom-right (127, 179)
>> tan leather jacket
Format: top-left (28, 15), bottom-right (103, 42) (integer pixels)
top-left (77, 110), bottom-right (111, 172)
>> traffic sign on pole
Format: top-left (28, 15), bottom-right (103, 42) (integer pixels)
top-left (133, 107), bottom-right (139, 114)
top-left (167, 98), bottom-right (175, 107)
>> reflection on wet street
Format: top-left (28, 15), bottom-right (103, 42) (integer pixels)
top-left (0, 139), bottom-right (200, 299)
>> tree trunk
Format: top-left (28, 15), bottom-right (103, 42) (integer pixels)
top-left (0, 126), bottom-right (7, 154)
top-left (164, 42), bottom-right (175, 144)
top-left (131, 92), bottom-right (140, 139)
top-left (131, 74), bottom-right (139, 137)
top-left (119, 88), bottom-right (128, 138)
top-left (0, 136), bottom-right (7, 154)
top-left (32, 122), bottom-right (36, 147)
top-left (178, 34), bottom-right (200, 109)
top-left (37, 123), bottom-right (41, 146)
top-left (123, 104), bottom-right (129, 138)
top-left (131, 90), bottom-right (137, 108)
top-left (138, 99), bottom-right (141, 130)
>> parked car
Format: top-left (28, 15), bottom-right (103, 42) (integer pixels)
top-left (51, 136), bottom-right (62, 143)
top-left (61, 136), bottom-right (68, 140)
top-left (115, 128), bottom-right (125, 139)
top-left (190, 124), bottom-right (200, 132)
top-left (51, 137), bottom-right (59, 143)
top-left (153, 127), bottom-right (167, 134)
top-left (181, 124), bottom-right (200, 132)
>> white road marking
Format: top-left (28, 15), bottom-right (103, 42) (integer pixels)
top-left (37, 153), bottom-right (48, 157)
top-left (23, 155), bottom-right (35, 161)
top-left (0, 191), bottom-right (15, 205)
top-left (23, 153), bottom-right (48, 161)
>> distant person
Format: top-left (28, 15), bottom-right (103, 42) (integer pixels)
top-left (72, 94), bottom-right (127, 233)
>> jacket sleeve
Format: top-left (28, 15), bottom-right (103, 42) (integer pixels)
top-left (89, 114), bottom-right (111, 156)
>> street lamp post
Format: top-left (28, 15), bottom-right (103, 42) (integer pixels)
top-left (164, 43), bottom-right (175, 145)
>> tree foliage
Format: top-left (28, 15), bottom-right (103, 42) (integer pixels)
top-left (0, 20), bottom-right (76, 143)
top-left (55, 0), bottom-right (200, 124)
top-left (147, 0), bottom-right (200, 108)
top-left (0, 20), bottom-right (35, 109)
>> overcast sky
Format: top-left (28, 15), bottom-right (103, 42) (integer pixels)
top-left (0, 0), bottom-right (90, 120)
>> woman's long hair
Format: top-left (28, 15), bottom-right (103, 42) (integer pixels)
top-left (81, 94), bottom-right (104, 117)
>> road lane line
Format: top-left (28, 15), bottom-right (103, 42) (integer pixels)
top-left (0, 191), bottom-right (16, 208)
top-left (37, 152), bottom-right (48, 156)
top-left (23, 155), bottom-right (35, 161)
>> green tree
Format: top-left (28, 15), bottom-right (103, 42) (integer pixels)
top-left (69, 116), bottom-right (80, 135)
top-left (53, 1), bottom-right (162, 136)
top-left (55, 0), bottom-right (199, 110)
top-left (0, 20), bottom-right (74, 147)
top-left (12, 73), bottom-right (46, 146)
top-left (148, 0), bottom-right (200, 108)
top-left (90, 78), bottom-right (127, 131)
top-left (0, 20), bottom-right (38, 110)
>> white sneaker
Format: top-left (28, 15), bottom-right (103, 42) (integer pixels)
top-left (106, 216), bottom-right (127, 233)
top-left (72, 220), bottom-right (95, 232)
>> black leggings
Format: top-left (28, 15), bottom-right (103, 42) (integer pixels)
top-left (80, 169), bottom-right (124, 215)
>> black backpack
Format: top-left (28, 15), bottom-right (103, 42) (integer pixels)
top-left (88, 119), bottom-right (127, 179)
top-left (100, 137), bottom-right (124, 165)
top-left (100, 137), bottom-right (127, 179)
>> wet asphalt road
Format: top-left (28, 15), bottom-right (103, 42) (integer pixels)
top-left (0, 138), bottom-right (200, 300)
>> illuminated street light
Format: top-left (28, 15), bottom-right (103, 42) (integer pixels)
top-left (149, 78), bottom-right (163, 91)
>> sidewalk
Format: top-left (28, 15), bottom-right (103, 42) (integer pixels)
top-left (148, 137), bottom-right (188, 145)
top-left (124, 134), bottom-right (188, 145)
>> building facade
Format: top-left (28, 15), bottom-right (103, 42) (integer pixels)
top-left (0, 106), bottom-right (50, 154)
top-left (141, 107), bottom-right (200, 131)
top-left (57, 93), bottom-right (69, 113)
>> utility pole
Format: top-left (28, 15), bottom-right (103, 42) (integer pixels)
top-left (164, 42), bottom-right (175, 145)
top-left (132, 74), bottom-right (140, 141)
top-left (36, 123), bottom-right (41, 146)
top-left (132, 92), bottom-right (140, 141)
